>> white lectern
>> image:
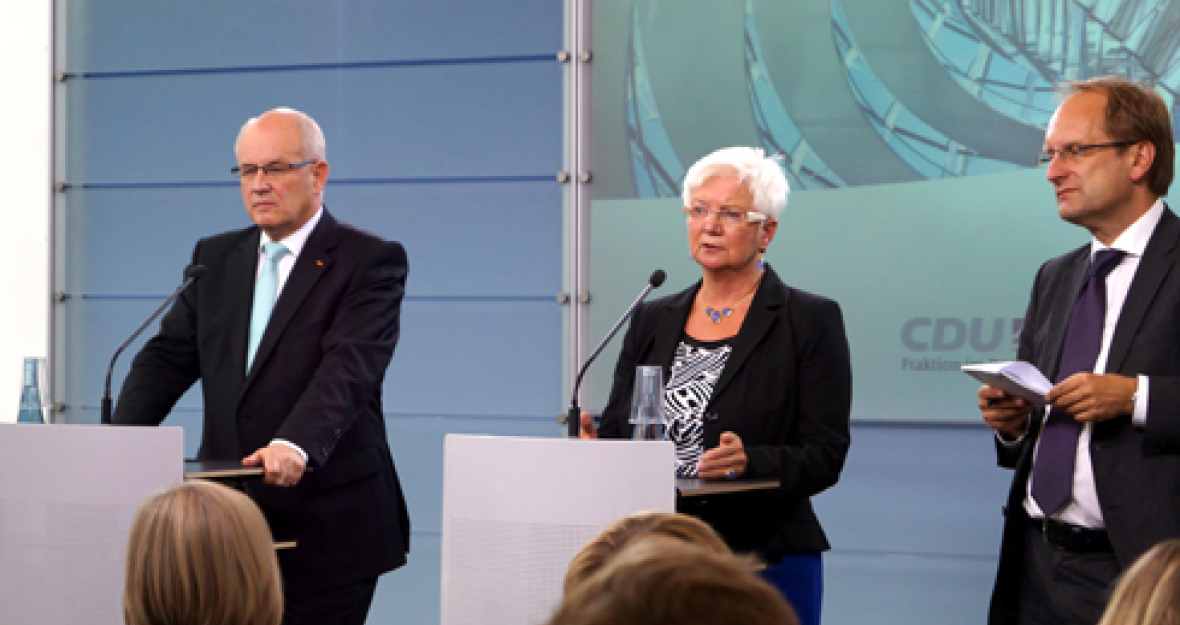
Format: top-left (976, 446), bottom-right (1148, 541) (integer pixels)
top-left (441, 434), bottom-right (675, 625)
top-left (0, 424), bottom-right (183, 625)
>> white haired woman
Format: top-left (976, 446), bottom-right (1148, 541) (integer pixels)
top-left (580, 146), bottom-right (852, 625)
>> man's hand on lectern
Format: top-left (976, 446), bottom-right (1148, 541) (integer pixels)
top-left (243, 443), bottom-right (307, 487)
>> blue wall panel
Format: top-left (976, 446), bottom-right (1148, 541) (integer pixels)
top-left (813, 425), bottom-right (1010, 625)
top-left (63, 62), bottom-right (561, 183)
top-left (374, 533), bottom-right (443, 625)
top-left (59, 297), bottom-right (562, 418)
top-left (824, 552), bottom-right (997, 625)
top-left (65, 0), bottom-right (562, 72)
top-left (62, 182), bottom-right (561, 295)
top-left (57, 298), bottom-right (191, 416)
top-left (815, 426), bottom-right (1009, 555)
top-left (62, 188), bottom-right (246, 292)
top-left (57, 5), bottom-right (564, 624)
top-left (387, 300), bottom-right (563, 416)
top-left (316, 183), bottom-right (563, 297)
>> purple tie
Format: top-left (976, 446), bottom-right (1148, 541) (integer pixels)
top-left (1031, 249), bottom-right (1126, 516)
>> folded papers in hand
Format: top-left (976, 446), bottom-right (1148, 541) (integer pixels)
top-left (961, 361), bottom-right (1051, 407)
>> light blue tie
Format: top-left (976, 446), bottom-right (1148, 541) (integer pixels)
top-left (247, 241), bottom-right (289, 372)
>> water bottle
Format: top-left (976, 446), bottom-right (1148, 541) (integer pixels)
top-left (18, 357), bottom-right (46, 424)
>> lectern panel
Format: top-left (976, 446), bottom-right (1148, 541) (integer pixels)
top-left (441, 435), bottom-right (674, 625)
top-left (0, 424), bottom-right (183, 625)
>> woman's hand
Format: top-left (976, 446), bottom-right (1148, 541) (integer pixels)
top-left (579, 412), bottom-right (598, 439)
top-left (697, 432), bottom-right (746, 479)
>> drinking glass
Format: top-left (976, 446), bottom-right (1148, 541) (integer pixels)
top-left (629, 365), bottom-right (666, 441)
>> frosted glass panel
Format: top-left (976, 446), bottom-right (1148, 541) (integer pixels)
top-left (61, 63), bottom-right (561, 183)
top-left (63, 0), bottom-right (561, 72)
top-left (56, 6), bottom-right (564, 624)
top-left (61, 182), bottom-right (560, 296)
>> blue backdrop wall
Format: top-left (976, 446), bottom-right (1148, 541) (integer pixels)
top-left (52, 2), bottom-right (565, 623)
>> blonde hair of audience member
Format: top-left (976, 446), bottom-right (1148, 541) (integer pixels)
top-left (563, 511), bottom-right (731, 594)
top-left (547, 536), bottom-right (799, 625)
top-left (1098, 539), bottom-right (1180, 625)
top-left (124, 480), bottom-right (283, 625)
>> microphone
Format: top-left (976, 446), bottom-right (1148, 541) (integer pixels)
top-left (101, 264), bottom-right (207, 425)
top-left (566, 269), bottom-right (666, 437)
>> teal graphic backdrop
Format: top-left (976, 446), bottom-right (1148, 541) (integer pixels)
top-left (584, 0), bottom-right (1179, 421)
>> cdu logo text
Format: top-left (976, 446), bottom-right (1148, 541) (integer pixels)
top-left (900, 317), bottom-right (1022, 372)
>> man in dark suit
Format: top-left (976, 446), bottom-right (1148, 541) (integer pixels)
top-left (979, 77), bottom-right (1179, 625)
top-left (114, 108), bottom-right (410, 625)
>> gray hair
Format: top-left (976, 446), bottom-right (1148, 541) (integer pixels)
top-left (235, 107), bottom-right (326, 161)
top-left (681, 147), bottom-right (790, 221)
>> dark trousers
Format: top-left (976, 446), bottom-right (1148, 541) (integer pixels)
top-left (282, 577), bottom-right (379, 625)
top-left (760, 552), bottom-right (822, 625)
top-left (1017, 524), bottom-right (1119, 625)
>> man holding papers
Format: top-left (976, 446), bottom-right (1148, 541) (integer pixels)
top-left (979, 77), bottom-right (1180, 625)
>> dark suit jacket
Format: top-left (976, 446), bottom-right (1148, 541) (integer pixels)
top-left (114, 209), bottom-right (410, 594)
top-left (990, 207), bottom-right (1180, 624)
top-left (598, 266), bottom-right (852, 556)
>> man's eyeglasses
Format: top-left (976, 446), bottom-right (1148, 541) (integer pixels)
top-left (683, 205), bottom-right (768, 226)
top-left (1036, 141), bottom-right (1138, 166)
top-left (231, 159), bottom-right (318, 179)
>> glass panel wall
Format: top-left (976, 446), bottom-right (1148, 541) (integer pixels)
top-left (52, 2), bottom-right (565, 623)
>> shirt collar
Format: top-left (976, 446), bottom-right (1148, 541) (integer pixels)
top-left (1091, 198), bottom-right (1163, 258)
top-left (259, 205), bottom-right (323, 258)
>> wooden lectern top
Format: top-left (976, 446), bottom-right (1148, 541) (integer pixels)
top-left (184, 460), bottom-right (265, 479)
top-left (675, 477), bottom-right (780, 497)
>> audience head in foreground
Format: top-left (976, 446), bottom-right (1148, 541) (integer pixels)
top-left (124, 480), bottom-right (283, 625)
top-left (548, 536), bottom-right (798, 625)
top-left (1099, 539), bottom-right (1180, 625)
top-left (563, 511), bottom-right (732, 594)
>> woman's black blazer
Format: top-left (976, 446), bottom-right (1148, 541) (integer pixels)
top-left (598, 265), bottom-right (852, 556)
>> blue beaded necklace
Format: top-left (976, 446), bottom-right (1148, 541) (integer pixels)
top-left (704, 306), bottom-right (733, 324)
top-left (702, 273), bottom-right (763, 324)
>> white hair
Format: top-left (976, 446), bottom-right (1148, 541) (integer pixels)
top-left (681, 147), bottom-right (790, 220)
top-left (235, 107), bottom-right (326, 161)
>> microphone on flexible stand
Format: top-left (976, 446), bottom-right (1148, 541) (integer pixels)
top-left (566, 269), bottom-right (666, 437)
top-left (101, 264), bottom-right (207, 425)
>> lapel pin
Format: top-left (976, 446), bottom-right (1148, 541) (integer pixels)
top-left (316, 260), bottom-right (324, 266)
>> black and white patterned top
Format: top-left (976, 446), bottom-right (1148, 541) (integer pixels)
top-left (666, 335), bottom-right (732, 477)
